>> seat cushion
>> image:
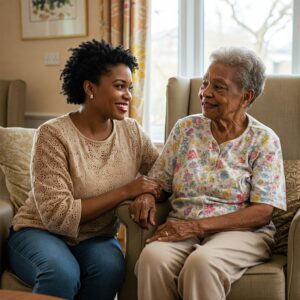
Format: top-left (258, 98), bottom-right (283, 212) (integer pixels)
top-left (1, 270), bottom-right (31, 291)
top-left (0, 127), bottom-right (35, 212)
top-left (228, 255), bottom-right (286, 300)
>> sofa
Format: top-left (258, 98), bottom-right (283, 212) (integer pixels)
top-left (0, 80), bottom-right (26, 127)
top-left (116, 75), bottom-right (300, 300)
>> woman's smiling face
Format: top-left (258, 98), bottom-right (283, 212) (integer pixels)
top-left (199, 63), bottom-right (247, 122)
top-left (89, 63), bottom-right (133, 121)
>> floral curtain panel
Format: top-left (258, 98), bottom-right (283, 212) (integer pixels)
top-left (99, 0), bottom-right (149, 124)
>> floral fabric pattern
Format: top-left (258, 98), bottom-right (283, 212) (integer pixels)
top-left (149, 114), bottom-right (286, 221)
top-left (99, 0), bottom-right (149, 124)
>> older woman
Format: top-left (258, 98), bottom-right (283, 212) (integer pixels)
top-left (130, 47), bottom-right (286, 300)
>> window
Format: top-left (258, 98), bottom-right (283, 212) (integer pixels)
top-left (145, 0), bottom-right (299, 143)
top-left (204, 0), bottom-right (293, 73)
top-left (143, 0), bottom-right (178, 143)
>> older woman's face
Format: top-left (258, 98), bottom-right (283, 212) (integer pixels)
top-left (199, 63), bottom-right (247, 121)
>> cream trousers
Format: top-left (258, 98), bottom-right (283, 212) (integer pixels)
top-left (135, 231), bottom-right (274, 300)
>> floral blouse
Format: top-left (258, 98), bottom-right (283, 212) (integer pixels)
top-left (149, 114), bottom-right (286, 222)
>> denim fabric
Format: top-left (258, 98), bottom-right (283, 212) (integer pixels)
top-left (7, 228), bottom-right (125, 300)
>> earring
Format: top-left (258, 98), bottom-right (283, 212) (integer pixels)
top-left (90, 94), bottom-right (94, 100)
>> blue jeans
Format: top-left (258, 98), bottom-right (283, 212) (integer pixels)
top-left (7, 228), bottom-right (125, 300)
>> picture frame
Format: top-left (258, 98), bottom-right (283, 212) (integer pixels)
top-left (20, 0), bottom-right (88, 40)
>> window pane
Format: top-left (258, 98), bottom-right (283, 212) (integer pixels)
top-left (204, 0), bottom-right (293, 74)
top-left (148, 0), bottom-right (178, 142)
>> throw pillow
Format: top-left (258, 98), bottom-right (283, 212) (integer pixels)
top-left (272, 160), bottom-right (300, 255)
top-left (0, 127), bottom-right (35, 212)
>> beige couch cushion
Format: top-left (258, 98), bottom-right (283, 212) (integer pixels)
top-left (0, 127), bottom-right (35, 212)
top-left (272, 160), bottom-right (300, 255)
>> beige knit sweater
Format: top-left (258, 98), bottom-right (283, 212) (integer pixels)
top-left (12, 114), bottom-right (159, 245)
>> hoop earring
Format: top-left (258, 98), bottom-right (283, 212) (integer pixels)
top-left (90, 94), bottom-right (94, 100)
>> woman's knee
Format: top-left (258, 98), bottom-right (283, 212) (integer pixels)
top-left (81, 241), bottom-right (125, 284)
top-left (7, 228), bottom-right (81, 294)
top-left (36, 258), bottom-right (81, 293)
top-left (95, 252), bottom-right (125, 281)
top-left (180, 246), bottom-right (231, 291)
top-left (138, 242), bottom-right (165, 268)
top-left (178, 249), bottom-right (230, 300)
top-left (182, 247), bottom-right (215, 274)
top-left (136, 242), bottom-right (176, 278)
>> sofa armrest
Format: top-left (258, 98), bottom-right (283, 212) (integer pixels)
top-left (287, 208), bottom-right (300, 300)
top-left (116, 200), bottom-right (171, 300)
top-left (0, 198), bottom-right (14, 275)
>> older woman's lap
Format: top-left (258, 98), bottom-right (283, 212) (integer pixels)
top-left (135, 231), bottom-right (274, 300)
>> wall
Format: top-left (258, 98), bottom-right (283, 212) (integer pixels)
top-left (0, 0), bottom-right (100, 126)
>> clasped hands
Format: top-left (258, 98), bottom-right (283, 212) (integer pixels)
top-left (129, 193), bottom-right (202, 243)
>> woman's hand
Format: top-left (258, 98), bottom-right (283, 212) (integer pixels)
top-left (124, 175), bottom-right (161, 199)
top-left (146, 219), bottom-right (204, 243)
top-left (145, 203), bottom-right (274, 243)
top-left (129, 193), bottom-right (156, 229)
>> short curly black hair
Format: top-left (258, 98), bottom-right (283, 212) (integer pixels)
top-left (60, 39), bottom-right (139, 104)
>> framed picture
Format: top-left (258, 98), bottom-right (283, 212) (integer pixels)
top-left (20, 0), bottom-right (88, 40)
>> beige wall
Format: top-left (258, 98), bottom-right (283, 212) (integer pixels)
top-left (0, 0), bottom-right (99, 117)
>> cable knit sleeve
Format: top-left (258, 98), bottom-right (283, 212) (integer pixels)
top-left (31, 124), bottom-right (81, 238)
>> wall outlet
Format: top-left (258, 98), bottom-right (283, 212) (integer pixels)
top-left (44, 52), bottom-right (60, 66)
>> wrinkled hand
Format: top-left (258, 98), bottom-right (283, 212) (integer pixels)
top-left (125, 176), bottom-right (161, 199)
top-left (146, 219), bottom-right (204, 243)
top-left (129, 193), bottom-right (156, 229)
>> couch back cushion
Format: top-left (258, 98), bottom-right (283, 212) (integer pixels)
top-left (0, 127), bottom-right (35, 212)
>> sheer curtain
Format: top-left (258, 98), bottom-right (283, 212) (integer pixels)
top-left (99, 0), bottom-right (149, 124)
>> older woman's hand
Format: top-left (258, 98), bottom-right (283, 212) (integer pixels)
top-left (129, 193), bottom-right (156, 229)
top-left (146, 219), bottom-right (204, 243)
top-left (125, 176), bottom-right (161, 199)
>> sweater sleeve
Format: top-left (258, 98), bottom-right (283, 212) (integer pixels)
top-left (31, 124), bottom-right (81, 238)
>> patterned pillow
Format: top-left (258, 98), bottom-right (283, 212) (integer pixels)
top-left (0, 127), bottom-right (36, 212)
top-left (272, 160), bottom-right (300, 255)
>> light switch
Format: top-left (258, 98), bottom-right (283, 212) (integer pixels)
top-left (44, 52), bottom-right (60, 66)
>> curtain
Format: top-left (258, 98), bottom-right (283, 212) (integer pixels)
top-left (99, 0), bottom-right (149, 124)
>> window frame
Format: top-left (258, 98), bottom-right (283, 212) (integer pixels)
top-left (292, 0), bottom-right (300, 73)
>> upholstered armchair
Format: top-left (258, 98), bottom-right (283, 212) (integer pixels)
top-left (116, 75), bottom-right (300, 300)
top-left (0, 79), bottom-right (26, 127)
